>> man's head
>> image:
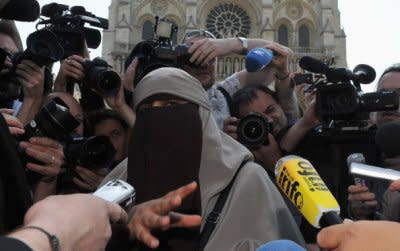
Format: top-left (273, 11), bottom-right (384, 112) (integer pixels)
top-left (44, 92), bottom-right (84, 136)
top-left (182, 29), bottom-right (217, 90)
top-left (0, 19), bottom-right (22, 54)
top-left (375, 64), bottom-right (400, 126)
top-left (232, 84), bottom-right (288, 136)
top-left (87, 109), bottom-right (129, 163)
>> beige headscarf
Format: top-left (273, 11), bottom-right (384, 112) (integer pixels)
top-left (133, 67), bottom-right (254, 216)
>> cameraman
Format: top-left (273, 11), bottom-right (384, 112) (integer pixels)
top-left (347, 63), bottom-right (400, 221)
top-left (0, 20), bottom-right (45, 125)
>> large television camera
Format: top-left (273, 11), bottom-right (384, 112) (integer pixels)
top-left (132, 16), bottom-right (197, 86)
top-left (299, 56), bottom-right (399, 129)
top-left (37, 2), bottom-right (108, 58)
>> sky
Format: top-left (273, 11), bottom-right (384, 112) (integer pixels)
top-left (15, 0), bottom-right (400, 92)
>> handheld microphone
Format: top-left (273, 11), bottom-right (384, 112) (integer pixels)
top-left (245, 48), bottom-right (273, 72)
top-left (0, 0), bottom-right (40, 21)
top-left (275, 155), bottom-right (342, 228)
top-left (346, 153), bottom-right (367, 186)
top-left (350, 162), bottom-right (400, 182)
top-left (256, 239), bottom-right (306, 251)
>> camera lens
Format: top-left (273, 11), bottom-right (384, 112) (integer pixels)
top-left (95, 70), bottom-right (121, 96)
top-left (237, 112), bottom-right (271, 149)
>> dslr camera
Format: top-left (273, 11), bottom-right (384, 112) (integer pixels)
top-left (132, 16), bottom-right (196, 86)
top-left (64, 134), bottom-right (116, 170)
top-left (299, 56), bottom-right (399, 128)
top-left (19, 97), bottom-right (80, 184)
top-left (237, 112), bottom-right (273, 149)
top-left (81, 57), bottom-right (121, 97)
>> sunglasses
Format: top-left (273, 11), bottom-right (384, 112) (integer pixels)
top-left (182, 29), bottom-right (216, 42)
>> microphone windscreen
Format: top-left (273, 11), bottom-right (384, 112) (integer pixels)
top-left (299, 56), bottom-right (329, 74)
top-left (375, 121), bottom-right (400, 158)
top-left (0, 0), bottom-right (40, 21)
top-left (245, 48), bottom-right (273, 72)
top-left (256, 239), bottom-right (306, 251)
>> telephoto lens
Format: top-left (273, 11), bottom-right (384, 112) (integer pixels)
top-left (82, 57), bottom-right (121, 97)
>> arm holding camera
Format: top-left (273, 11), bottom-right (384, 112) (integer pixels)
top-left (15, 60), bottom-right (45, 125)
top-left (105, 58), bottom-right (137, 128)
top-left (280, 92), bottom-right (320, 152)
top-left (73, 166), bottom-right (108, 192)
top-left (53, 55), bottom-right (85, 92)
top-left (19, 137), bottom-right (64, 201)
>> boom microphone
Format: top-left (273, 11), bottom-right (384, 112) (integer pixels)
top-left (256, 239), bottom-right (306, 251)
top-left (299, 56), bottom-right (329, 74)
top-left (275, 155), bottom-right (342, 228)
top-left (0, 0), bottom-right (40, 21)
top-left (350, 162), bottom-right (400, 182)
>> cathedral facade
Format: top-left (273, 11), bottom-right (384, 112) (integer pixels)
top-left (102, 0), bottom-right (347, 79)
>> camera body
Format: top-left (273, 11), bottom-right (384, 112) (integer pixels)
top-left (237, 112), bottom-right (273, 149)
top-left (0, 29), bottom-right (64, 99)
top-left (299, 57), bottom-right (399, 127)
top-left (19, 97), bottom-right (80, 185)
top-left (64, 135), bottom-right (116, 170)
top-left (38, 3), bottom-right (108, 58)
top-left (133, 17), bottom-right (194, 86)
top-left (81, 57), bottom-right (121, 97)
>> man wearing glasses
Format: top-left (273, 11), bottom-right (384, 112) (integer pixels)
top-left (182, 29), bottom-right (299, 129)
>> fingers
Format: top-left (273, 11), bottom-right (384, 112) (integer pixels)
top-left (165, 181), bottom-right (198, 200)
top-left (29, 137), bottom-right (63, 149)
top-left (72, 177), bottom-right (95, 191)
top-left (123, 57), bottom-right (138, 92)
top-left (223, 117), bottom-right (238, 139)
top-left (107, 202), bottom-right (128, 224)
top-left (389, 179), bottom-right (400, 191)
top-left (0, 108), bottom-right (14, 115)
top-left (348, 191), bottom-right (376, 202)
top-left (317, 223), bottom-right (349, 249)
top-left (132, 222), bottom-right (160, 249)
top-left (74, 166), bottom-right (104, 189)
top-left (169, 212), bottom-right (202, 228)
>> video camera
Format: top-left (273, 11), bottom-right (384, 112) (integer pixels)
top-left (37, 2), bottom-right (108, 59)
top-left (0, 29), bottom-right (64, 100)
top-left (132, 16), bottom-right (196, 86)
top-left (299, 56), bottom-right (399, 128)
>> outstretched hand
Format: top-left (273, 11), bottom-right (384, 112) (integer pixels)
top-left (128, 181), bottom-right (202, 249)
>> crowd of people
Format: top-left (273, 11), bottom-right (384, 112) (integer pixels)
top-left (1, 0), bottom-right (400, 250)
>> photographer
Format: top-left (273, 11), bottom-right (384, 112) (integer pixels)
top-left (0, 20), bottom-right (45, 125)
top-left (224, 84), bottom-right (319, 173)
top-left (182, 30), bottom-right (298, 129)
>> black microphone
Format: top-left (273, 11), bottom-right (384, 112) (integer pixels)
top-left (0, 0), bottom-right (40, 21)
top-left (299, 56), bottom-right (330, 74)
top-left (375, 121), bottom-right (400, 158)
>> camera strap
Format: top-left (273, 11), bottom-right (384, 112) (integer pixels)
top-left (217, 86), bottom-right (234, 114)
top-left (198, 159), bottom-right (248, 251)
